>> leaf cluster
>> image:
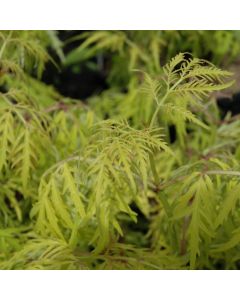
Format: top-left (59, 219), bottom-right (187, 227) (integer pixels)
top-left (1, 31), bottom-right (240, 270)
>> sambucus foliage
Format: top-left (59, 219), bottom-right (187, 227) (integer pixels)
top-left (0, 30), bottom-right (239, 270)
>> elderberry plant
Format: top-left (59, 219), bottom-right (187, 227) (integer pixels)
top-left (0, 30), bottom-right (239, 270)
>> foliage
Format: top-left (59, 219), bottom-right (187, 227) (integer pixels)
top-left (0, 30), bottom-right (240, 270)
top-left (65, 30), bottom-right (240, 88)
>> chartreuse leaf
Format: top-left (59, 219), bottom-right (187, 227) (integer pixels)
top-left (0, 111), bottom-right (15, 171)
top-left (188, 175), bottom-right (215, 269)
top-left (62, 163), bottom-right (86, 218)
top-left (50, 177), bottom-right (73, 229)
top-left (215, 183), bottom-right (240, 228)
top-left (212, 228), bottom-right (240, 253)
top-left (11, 127), bottom-right (38, 192)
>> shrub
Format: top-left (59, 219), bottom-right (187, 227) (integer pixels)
top-left (0, 30), bottom-right (239, 270)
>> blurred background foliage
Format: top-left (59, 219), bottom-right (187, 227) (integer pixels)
top-left (44, 30), bottom-right (240, 96)
top-left (42, 30), bottom-right (240, 123)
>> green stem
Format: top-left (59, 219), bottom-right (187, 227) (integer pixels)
top-left (149, 75), bottom-right (185, 128)
top-left (206, 170), bottom-right (240, 177)
top-left (149, 92), bottom-right (168, 128)
top-left (149, 153), bottom-right (159, 184)
top-left (0, 31), bottom-right (12, 60)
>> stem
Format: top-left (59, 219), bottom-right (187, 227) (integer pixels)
top-left (150, 92), bottom-right (168, 128)
top-left (149, 76), bottom-right (185, 128)
top-left (180, 215), bottom-right (191, 255)
top-left (206, 170), bottom-right (240, 177)
top-left (149, 153), bottom-right (159, 184)
top-left (0, 31), bottom-right (12, 60)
